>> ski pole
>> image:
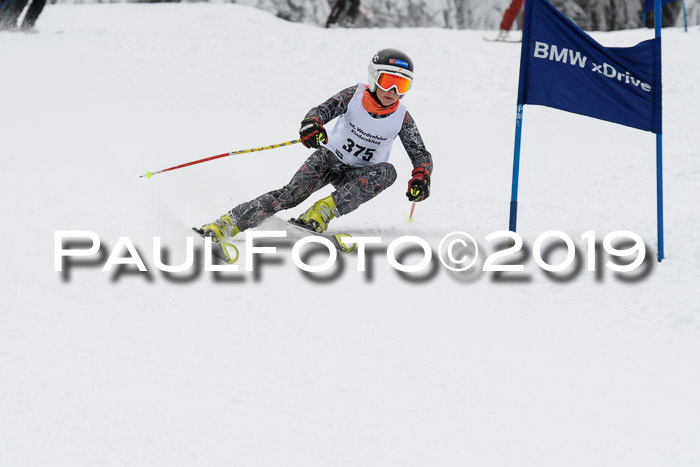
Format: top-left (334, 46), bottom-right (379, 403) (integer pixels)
top-left (140, 138), bottom-right (301, 179)
top-left (407, 202), bottom-right (416, 222)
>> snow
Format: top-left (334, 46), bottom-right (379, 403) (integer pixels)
top-left (2, 4), bottom-right (700, 466)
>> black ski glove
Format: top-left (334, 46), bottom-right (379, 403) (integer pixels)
top-left (406, 167), bottom-right (431, 202)
top-left (299, 116), bottom-right (327, 148)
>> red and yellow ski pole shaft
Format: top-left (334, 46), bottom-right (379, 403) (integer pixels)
top-left (407, 201), bottom-right (416, 221)
top-left (140, 138), bottom-right (301, 179)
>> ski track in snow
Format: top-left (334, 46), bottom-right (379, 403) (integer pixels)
top-left (1, 4), bottom-right (700, 466)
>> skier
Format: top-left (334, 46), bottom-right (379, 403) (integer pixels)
top-left (197, 48), bottom-right (432, 242)
top-left (0, 0), bottom-right (46, 31)
top-left (496, 0), bottom-right (524, 41)
top-left (325, 0), bottom-right (361, 28)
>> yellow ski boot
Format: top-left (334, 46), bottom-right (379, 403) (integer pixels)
top-left (197, 213), bottom-right (240, 243)
top-left (298, 195), bottom-right (338, 233)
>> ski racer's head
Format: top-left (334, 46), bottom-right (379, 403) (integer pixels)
top-left (368, 48), bottom-right (414, 105)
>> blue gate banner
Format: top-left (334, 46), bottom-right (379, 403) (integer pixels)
top-left (644, 0), bottom-right (677, 12)
top-left (517, 0), bottom-right (662, 134)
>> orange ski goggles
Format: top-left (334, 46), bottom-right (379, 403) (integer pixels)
top-left (376, 72), bottom-right (412, 95)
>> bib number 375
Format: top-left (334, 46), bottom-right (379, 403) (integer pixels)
top-left (342, 138), bottom-right (375, 162)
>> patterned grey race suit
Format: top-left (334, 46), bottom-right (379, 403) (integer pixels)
top-left (228, 85), bottom-right (433, 232)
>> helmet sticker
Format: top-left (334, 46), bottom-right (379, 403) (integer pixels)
top-left (389, 58), bottom-right (409, 68)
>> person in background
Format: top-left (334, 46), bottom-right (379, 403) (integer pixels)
top-left (496, 0), bottom-right (524, 41)
top-left (325, 0), bottom-right (361, 28)
top-left (0, 0), bottom-right (46, 32)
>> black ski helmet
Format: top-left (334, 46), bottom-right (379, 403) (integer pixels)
top-left (368, 48), bottom-right (414, 93)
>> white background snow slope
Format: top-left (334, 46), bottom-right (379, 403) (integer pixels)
top-left (2, 4), bottom-right (700, 466)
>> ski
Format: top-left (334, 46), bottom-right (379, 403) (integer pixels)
top-left (287, 219), bottom-right (355, 254)
top-left (482, 36), bottom-right (522, 43)
top-left (191, 227), bottom-right (239, 264)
